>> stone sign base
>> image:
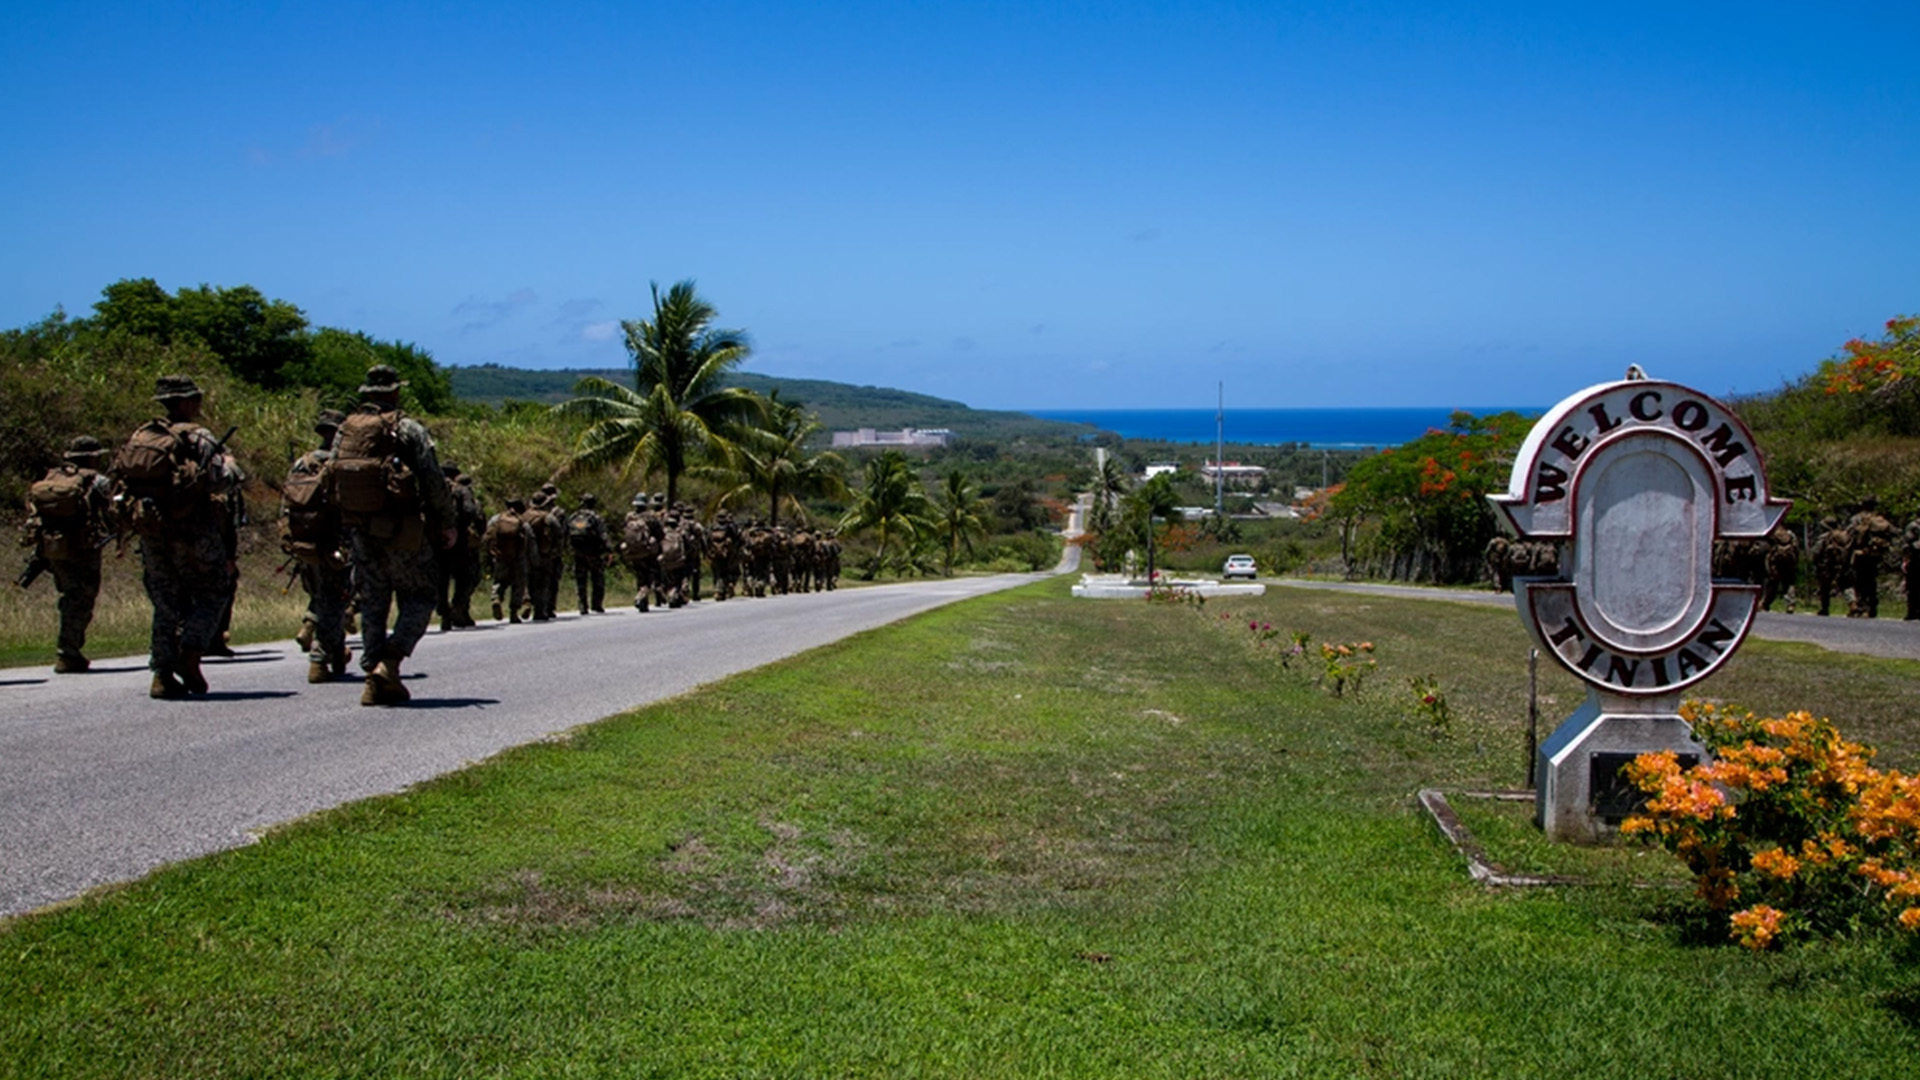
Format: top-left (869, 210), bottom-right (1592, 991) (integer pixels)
top-left (1536, 689), bottom-right (1704, 843)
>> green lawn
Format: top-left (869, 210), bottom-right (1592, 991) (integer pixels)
top-left (4, 579), bottom-right (1918, 1077)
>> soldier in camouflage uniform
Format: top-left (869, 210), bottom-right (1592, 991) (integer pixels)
top-left (821, 529), bottom-right (842, 591)
top-left (566, 493), bottom-right (610, 614)
top-left (706, 512), bottom-right (741, 601)
top-left (283, 410), bottom-right (352, 683)
top-left (115, 375), bottom-right (237, 699)
top-left (337, 366), bottom-right (458, 705)
top-left (22, 436), bottom-right (117, 673)
top-left (485, 496), bottom-right (534, 623)
top-left (1762, 525), bottom-right (1800, 612)
top-left (1846, 499), bottom-right (1896, 618)
top-left (743, 519), bottom-right (772, 598)
top-left (1810, 517), bottom-right (1849, 617)
top-left (1905, 515), bottom-right (1920, 621)
top-left (526, 491), bottom-right (566, 621)
top-left (657, 507), bottom-right (693, 608)
top-left (437, 463), bottom-right (485, 630)
top-left (677, 503), bottom-right (706, 602)
top-left (1483, 535), bottom-right (1513, 593)
top-left (619, 493), bottom-right (662, 612)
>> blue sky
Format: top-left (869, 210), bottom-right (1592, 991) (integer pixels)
top-left (3, 1), bottom-right (1915, 409)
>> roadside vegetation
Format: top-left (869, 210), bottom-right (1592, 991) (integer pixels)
top-left (5, 580), bottom-right (1918, 1076)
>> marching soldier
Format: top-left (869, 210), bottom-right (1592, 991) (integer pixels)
top-left (619, 493), bottom-right (661, 612)
top-left (1847, 499), bottom-right (1896, 618)
top-left (20, 436), bottom-right (117, 673)
top-left (333, 365), bottom-right (458, 705)
top-left (437, 463), bottom-right (486, 630)
top-left (113, 375), bottom-right (237, 699)
top-left (707, 512), bottom-right (741, 601)
top-left (524, 491), bottom-right (563, 621)
top-left (1811, 517), bottom-right (1849, 617)
top-left (485, 496), bottom-right (534, 623)
top-left (280, 409), bottom-right (352, 683)
top-left (1762, 526), bottom-right (1800, 612)
top-left (566, 493), bottom-right (610, 614)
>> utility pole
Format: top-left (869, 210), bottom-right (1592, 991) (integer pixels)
top-left (1214, 381), bottom-right (1225, 523)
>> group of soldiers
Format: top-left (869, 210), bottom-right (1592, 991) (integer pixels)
top-left (1481, 499), bottom-right (1920, 620)
top-left (18, 366), bottom-right (846, 704)
top-left (481, 490), bottom-right (845, 619)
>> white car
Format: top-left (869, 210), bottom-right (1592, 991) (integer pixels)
top-left (1222, 554), bottom-right (1258, 580)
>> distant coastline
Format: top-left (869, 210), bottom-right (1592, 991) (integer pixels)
top-left (1026, 408), bottom-right (1542, 449)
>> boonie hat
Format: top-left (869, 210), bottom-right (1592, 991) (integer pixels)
top-left (64, 435), bottom-right (108, 461)
top-left (153, 375), bottom-right (203, 401)
top-left (359, 365), bottom-right (407, 395)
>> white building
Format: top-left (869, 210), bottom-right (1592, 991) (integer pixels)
top-left (831, 427), bottom-right (955, 449)
top-left (1199, 460), bottom-right (1268, 489)
top-left (1143, 461), bottom-right (1179, 479)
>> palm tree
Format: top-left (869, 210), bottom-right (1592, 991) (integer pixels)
top-left (1125, 472), bottom-right (1181, 582)
top-left (704, 391), bottom-right (848, 526)
top-left (1090, 453), bottom-right (1128, 534)
top-left (933, 469), bottom-right (990, 575)
top-left (838, 451), bottom-right (935, 579)
top-left (553, 281), bottom-right (760, 503)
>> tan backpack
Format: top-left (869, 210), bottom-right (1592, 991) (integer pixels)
top-left (330, 409), bottom-right (417, 523)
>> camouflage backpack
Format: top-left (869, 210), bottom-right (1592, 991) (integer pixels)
top-left (488, 512), bottom-right (525, 560)
top-left (567, 511), bottom-right (602, 554)
top-left (28, 466), bottom-right (91, 524)
top-left (622, 515), bottom-right (659, 559)
top-left (660, 523), bottom-right (686, 569)
top-left (330, 409), bottom-right (417, 524)
top-left (279, 460), bottom-right (339, 564)
top-left (112, 421), bottom-right (207, 508)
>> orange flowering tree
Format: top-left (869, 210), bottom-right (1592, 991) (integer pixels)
top-left (1818, 315), bottom-right (1920, 397)
top-left (1625, 702), bottom-right (1920, 949)
top-left (1328, 411), bottom-right (1532, 583)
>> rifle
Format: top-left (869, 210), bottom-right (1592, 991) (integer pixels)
top-left (15, 552), bottom-right (49, 590)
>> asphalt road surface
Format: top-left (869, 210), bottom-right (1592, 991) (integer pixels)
top-left (1274, 578), bottom-right (1920, 661)
top-left (0, 569), bottom-right (1060, 919)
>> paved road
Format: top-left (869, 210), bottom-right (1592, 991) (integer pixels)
top-left (1274, 578), bottom-right (1920, 661)
top-left (0, 568), bottom-right (1065, 919)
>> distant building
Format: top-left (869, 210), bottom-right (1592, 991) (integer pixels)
top-left (1143, 461), bottom-right (1179, 479)
top-left (831, 427), bottom-right (955, 449)
top-left (1199, 460), bottom-right (1268, 489)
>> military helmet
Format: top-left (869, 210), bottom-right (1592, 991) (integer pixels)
top-left (506, 496), bottom-right (527, 510)
top-left (440, 461), bottom-right (462, 478)
top-left (631, 493), bottom-right (647, 508)
top-left (63, 435), bottom-right (108, 461)
top-left (314, 408), bottom-right (346, 434)
top-left (153, 374), bottom-right (204, 401)
top-left (580, 493), bottom-right (597, 507)
top-left (651, 493), bottom-right (666, 507)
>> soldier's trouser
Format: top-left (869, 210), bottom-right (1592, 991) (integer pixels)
top-left (1851, 567), bottom-right (1879, 618)
top-left (449, 550), bottom-right (482, 625)
top-left (50, 554), bottom-right (102, 662)
top-left (300, 560), bottom-right (352, 663)
top-left (573, 558), bottom-right (605, 612)
top-left (491, 554), bottom-right (530, 619)
top-left (351, 531), bottom-right (441, 669)
top-left (626, 559), bottom-right (658, 610)
top-left (140, 531), bottom-right (231, 673)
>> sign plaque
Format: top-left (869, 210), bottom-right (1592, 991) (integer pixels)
top-left (1490, 373), bottom-right (1788, 841)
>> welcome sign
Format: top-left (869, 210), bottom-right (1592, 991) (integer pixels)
top-left (1490, 374), bottom-right (1789, 840)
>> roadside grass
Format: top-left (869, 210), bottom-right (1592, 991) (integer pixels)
top-left (4, 579), bottom-right (1919, 1076)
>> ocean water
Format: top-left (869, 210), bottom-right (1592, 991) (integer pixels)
top-left (1027, 408), bottom-right (1540, 449)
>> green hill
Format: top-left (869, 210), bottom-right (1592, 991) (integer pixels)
top-left (445, 364), bottom-right (1096, 443)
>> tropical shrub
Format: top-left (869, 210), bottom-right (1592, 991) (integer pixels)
top-left (1624, 702), bottom-right (1920, 950)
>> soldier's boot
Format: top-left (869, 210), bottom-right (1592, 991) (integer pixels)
top-left (492, 598), bottom-right (504, 621)
top-left (308, 660), bottom-right (330, 684)
top-left (53, 654), bottom-right (89, 674)
top-left (176, 652), bottom-right (209, 695)
top-left (328, 646), bottom-right (352, 679)
top-left (361, 658), bottom-right (410, 706)
top-left (150, 670), bottom-right (187, 700)
top-left (295, 620), bottom-right (315, 654)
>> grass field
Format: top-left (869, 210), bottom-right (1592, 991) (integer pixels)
top-left (4, 578), bottom-right (1918, 1077)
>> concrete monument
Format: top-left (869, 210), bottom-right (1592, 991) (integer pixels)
top-left (1490, 370), bottom-right (1788, 841)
